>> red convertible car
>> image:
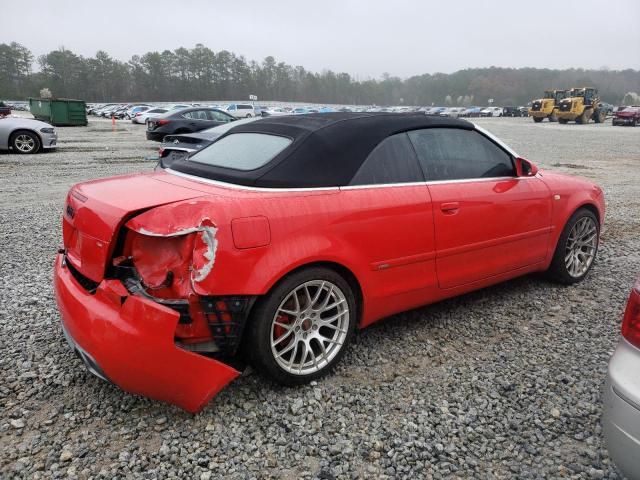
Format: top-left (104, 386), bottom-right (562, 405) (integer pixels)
top-left (54, 113), bottom-right (605, 412)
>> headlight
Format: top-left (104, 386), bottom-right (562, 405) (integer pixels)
top-left (40, 127), bottom-right (55, 134)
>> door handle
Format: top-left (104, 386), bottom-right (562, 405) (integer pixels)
top-left (440, 202), bottom-right (460, 214)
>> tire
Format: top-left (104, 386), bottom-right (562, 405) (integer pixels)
top-left (533, 117), bottom-right (543, 123)
top-left (246, 267), bottom-right (357, 386)
top-left (246, 114), bottom-right (252, 118)
top-left (11, 130), bottom-right (41, 154)
top-left (594, 109), bottom-right (605, 124)
top-left (546, 208), bottom-right (599, 284)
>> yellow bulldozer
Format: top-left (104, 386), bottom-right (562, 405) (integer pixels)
top-left (556, 87), bottom-right (606, 124)
top-left (529, 89), bottom-right (568, 122)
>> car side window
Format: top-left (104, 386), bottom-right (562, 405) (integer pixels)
top-left (407, 128), bottom-right (515, 181)
top-left (209, 110), bottom-right (231, 122)
top-left (349, 133), bottom-right (424, 186)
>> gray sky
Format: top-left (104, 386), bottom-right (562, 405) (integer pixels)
top-left (2, 0), bottom-right (639, 78)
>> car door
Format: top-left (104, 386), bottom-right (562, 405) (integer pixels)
top-left (338, 132), bottom-right (437, 321)
top-left (182, 110), bottom-right (211, 131)
top-left (408, 127), bottom-right (552, 289)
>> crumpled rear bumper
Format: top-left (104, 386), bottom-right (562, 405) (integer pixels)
top-left (53, 254), bottom-right (240, 413)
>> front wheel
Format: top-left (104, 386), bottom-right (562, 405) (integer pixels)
top-left (246, 267), bottom-right (357, 385)
top-left (11, 130), bottom-right (41, 154)
top-left (533, 117), bottom-right (543, 123)
top-left (547, 208), bottom-right (599, 284)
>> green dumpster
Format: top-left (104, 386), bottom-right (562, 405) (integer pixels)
top-left (28, 98), bottom-right (87, 126)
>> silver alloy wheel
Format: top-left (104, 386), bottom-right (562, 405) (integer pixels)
top-left (565, 216), bottom-right (598, 278)
top-left (15, 134), bottom-right (36, 152)
top-left (270, 280), bottom-right (350, 375)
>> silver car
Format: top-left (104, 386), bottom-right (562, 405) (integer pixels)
top-left (603, 276), bottom-right (640, 479)
top-left (0, 117), bottom-right (58, 154)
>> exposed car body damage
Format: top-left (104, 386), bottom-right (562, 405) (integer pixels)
top-left (54, 255), bottom-right (239, 413)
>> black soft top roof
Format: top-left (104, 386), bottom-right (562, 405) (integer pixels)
top-left (171, 112), bottom-right (474, 188)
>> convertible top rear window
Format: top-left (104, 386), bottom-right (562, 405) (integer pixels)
top-left (189, 133), bottom-right (292, 171)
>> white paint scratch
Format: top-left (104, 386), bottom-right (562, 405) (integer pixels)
top-left (192, 226), bottom-right (218, 283)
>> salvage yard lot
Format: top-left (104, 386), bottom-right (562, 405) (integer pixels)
top-left (1, 116), bottom-right (639, 478)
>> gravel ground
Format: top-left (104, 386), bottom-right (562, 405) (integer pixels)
top-left (0, 114), bottom-right (638, 479)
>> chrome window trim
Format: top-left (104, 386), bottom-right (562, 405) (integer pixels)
top-left (340, 176), bottom-right (529, 190)
top-left (166, 168), bottom-right (535, 193)
top-left (472, 123), bottom-right (520, 158)
top-left (165, 168), bottom-right (340, 192)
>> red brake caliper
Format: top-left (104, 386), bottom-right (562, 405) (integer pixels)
top-left (274, 314), bottom-right (293, 348)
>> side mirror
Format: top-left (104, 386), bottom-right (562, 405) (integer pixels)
top-left (516, 157), bottom-right (539, 177)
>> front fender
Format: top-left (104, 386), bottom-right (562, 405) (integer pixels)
top-left (539, 171), bottom-right (605, 265)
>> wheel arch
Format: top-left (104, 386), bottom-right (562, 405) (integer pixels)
top-left (9, 128), bottom-right (43, 151)
top-left (257, 260), bottom-right (364, 326)
top-left (576, 202), bottom-right (601, 225)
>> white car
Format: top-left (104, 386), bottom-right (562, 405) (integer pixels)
top-left (440, 107), bottom-right (465, 118)
top-left (263, 107), bottom-right (290, 116)
top-left (132, 107), bottom-right (169, 124)
top-left (0, 117), bottom-right (57, 153)
top-left (224, 103), bottom-right (256, 118)
top-left (480, 107), bottom-right (503, 117)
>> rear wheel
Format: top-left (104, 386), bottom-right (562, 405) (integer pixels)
top-left (11, 130), bottom-right (41, 154)
top-left (246, 267), bottom-right (357, 385)
top-left (547, 208), bottom-right (599, 284)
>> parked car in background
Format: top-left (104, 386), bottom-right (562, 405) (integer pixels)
top-left (426, 107), bottom-right (446, 116)
top-left (518, 106), bottom-right (529, 117)
top-left (599, 102), bottom-right (614, 117)
top-left (612, 106), bottom-right (640, 126)
top-left (224, 103), bottom-right (256, 118)
top-left (603, 276), bottom-right (640, 479)
top-left (460, 107), bottom-right (482, 118)
top-left (502, 106), bottom-right (524, 117)
top-left (440, 107), bottom-right (465, 118)
top-left (146, 107), bottom-right (235, 141)
top-left (112, 105), bottom-right (132, 119)
top-left (99, 104), bottom-right (122, 117)
top-left (0, 117), bottom-right (57, 153)
top-left (168, 104), bottom-right (192, 110)
top-left (262, 107), bottom-right (289, 117)
top-left (55, 112), bottom-right (604, 412)
top-left (123, 105), bottom-right (152, 120)
top-left (0, 101), bottom-right (11, 117)
top-left (480, 107), bottom-right (503, 117)
top-left (133, 107), bottom-right (169, 124)
top-left (159, 117), bottom-right (259, 167)
top-left (291, 107), bottom-right (312, 115)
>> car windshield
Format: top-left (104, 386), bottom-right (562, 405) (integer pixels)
top-left (188, 133), bottom-right (292, 171)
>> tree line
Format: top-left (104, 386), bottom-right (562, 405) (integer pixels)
top-left (1, 42), bottom-right (639, 106)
